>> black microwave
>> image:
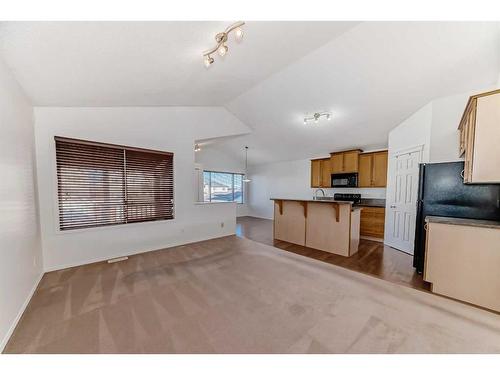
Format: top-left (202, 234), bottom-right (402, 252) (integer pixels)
top-left (331, 173), bottom-right (358, 188)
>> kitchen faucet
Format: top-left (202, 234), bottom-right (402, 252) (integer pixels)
top-left (314, 188), bottom-right (326, 199)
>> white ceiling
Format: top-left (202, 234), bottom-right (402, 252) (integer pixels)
top-left (1, 21), bottom-right (499, 165)
top-left (218, 22), bottom-right (500, 164)
top-left (0, 21), bottom-right (356, 106)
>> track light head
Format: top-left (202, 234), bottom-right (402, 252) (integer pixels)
top-left (218, 44), bottom-right (228, 57)
top-left (204, 55), bottom-right (214, 68)
top-left (235, 27), bottom-right (244, 42)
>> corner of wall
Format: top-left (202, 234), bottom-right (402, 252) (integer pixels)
top-left (0, 55), bottom-right (44, 352)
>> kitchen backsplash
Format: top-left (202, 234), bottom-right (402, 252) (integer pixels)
top-left (310, 187), bottom-right (387, 199)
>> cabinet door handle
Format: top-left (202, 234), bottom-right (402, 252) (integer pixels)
top-left (460, 169), bottom-right (465, 179)
top-left (424, 223), bottom-right (428, 231)
top-left (390, 205), bottom-right (396, 208)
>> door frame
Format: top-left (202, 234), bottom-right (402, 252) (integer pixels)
top-left (384, 144), bottom-right (425, 253)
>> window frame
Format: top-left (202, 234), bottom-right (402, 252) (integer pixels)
top-left (53, 136), bottom-right (174, 232)
top-left (203, 170), bottom-right (244, 204)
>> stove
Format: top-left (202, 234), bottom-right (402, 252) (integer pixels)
top-left (333, 193), bottom-right (361, 204)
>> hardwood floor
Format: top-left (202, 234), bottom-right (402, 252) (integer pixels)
top-left (236, 216), bottom-right (430, 291)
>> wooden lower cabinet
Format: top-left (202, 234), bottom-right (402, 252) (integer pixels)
top-left (424, 221), bottom-right (500, 312)
top-left (359, 206), bottom-right (385, 239)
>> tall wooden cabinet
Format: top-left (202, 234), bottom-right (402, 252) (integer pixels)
top-left (358, 151), bottom-right (388, 188)
top-left (458, 89), bottom-right (500, 184)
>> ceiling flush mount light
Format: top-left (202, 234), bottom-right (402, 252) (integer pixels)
top-left (243, 146), bottom-right (251, 183)
top-left (304, 112), bottom-right (332, 125)
top-left (203, 21), bottom-right (245, 68)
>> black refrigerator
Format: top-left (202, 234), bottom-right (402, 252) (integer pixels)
top-left (413, 161), bottom-right (500, 273)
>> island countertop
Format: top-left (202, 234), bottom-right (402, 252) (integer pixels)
top-left (271, 198), bottom-right (361, 257)
top-left (270, 198), bottom-right (353, 204)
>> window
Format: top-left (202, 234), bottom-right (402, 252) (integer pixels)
top-left (55, 137), bottom-right (174, 230)
top-left (203, 171), bottom-right (244, 203)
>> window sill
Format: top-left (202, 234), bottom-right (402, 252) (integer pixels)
top-left (194, 201), bottom-right (239, 205)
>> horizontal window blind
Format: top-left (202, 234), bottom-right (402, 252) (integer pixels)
top-left (55, 137), bottom-right (174, 230)
top-left (125, 150), bottom-right (174, 223)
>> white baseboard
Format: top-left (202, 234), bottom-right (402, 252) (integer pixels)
top-left (43, 230), bottom-right (236, 273)
top-left (0, 271), bottom-right (44, 353)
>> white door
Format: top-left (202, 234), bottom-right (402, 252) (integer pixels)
top-left (385, 148), bottom-right (422, 254)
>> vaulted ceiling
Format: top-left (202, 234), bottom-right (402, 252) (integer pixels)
top-left (0, 21), bottom-right (356, 106)
top-left (1, 21), bottom-right (499, 165)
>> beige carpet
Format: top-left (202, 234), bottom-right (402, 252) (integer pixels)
top-left (4, 235), bottom-right (500, 353)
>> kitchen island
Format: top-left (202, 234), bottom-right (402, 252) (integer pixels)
top-left (271, 198), bottom-right (362, 257)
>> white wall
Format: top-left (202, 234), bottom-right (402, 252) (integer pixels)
top-left (195, 145), bottom-right (249, 217)
top-left (387, 103), bottom-right (432, 163)
top-left (34, 107), bottom-right (250, 271)
top-left (384, 84), bottom-right (499, 246)
top-left (247, 158), bottom-right (387, 220)
top-left (0, 58), bottom-right (43, 351)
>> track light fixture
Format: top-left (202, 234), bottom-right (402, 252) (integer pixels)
top-left (194, 144), bottom-right (201, 152)
top-left (303, 112), bottom-right (332, 124)
top-left (203, 21), bottom-right (245, 68)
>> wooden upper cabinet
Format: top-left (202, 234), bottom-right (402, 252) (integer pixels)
top-left (310, 159), bottom-right (322, 188)
top-left (459, 89), bottom-right (500, 183)
top-left (358, 154), bottom-right (372, 187)
top-left (358, 150), bottom-right (388, 187)
top-left (321, 159), bottom-right (332, 187)
top-left (343, 150), bottom-right (359, 173)
top-left (372, 151), bottom-right (388, 187)
top-left (330, 149), bottom-right (361, 174)
top-left (330, 153), bottom-right (344, 174)
top-left (311, 158), bottom-right (331, 188)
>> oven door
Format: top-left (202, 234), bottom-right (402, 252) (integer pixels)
top-left (331, 173), bottom-right (358, 187)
